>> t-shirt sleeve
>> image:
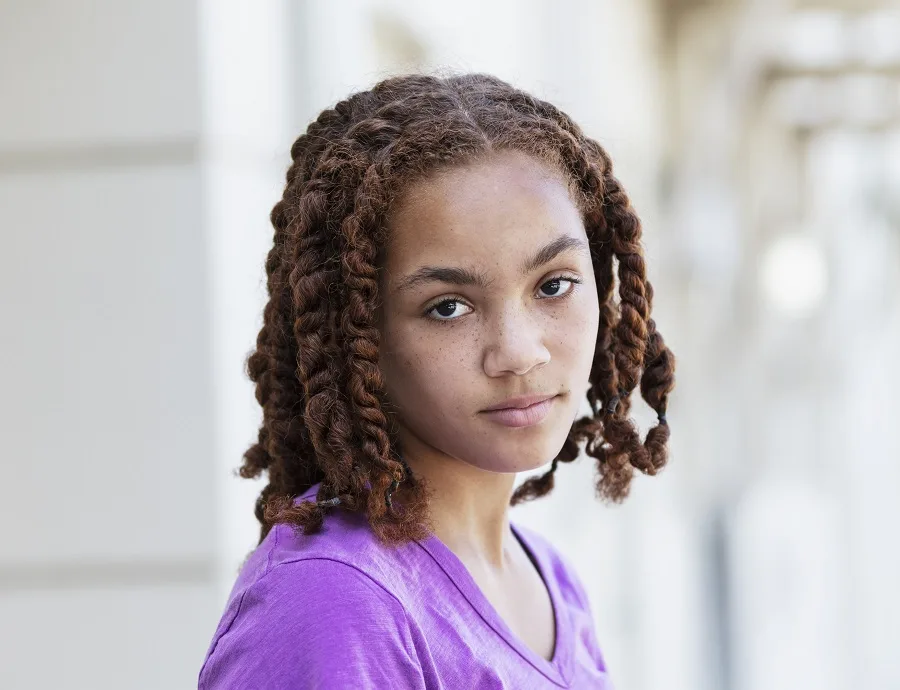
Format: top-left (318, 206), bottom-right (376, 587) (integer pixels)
top-left (198, 558), bottom-right (427, 689)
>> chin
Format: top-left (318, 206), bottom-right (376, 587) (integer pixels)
top-left (481, 426), bottom-right (574, 471)
top-left (493, 441), bottom-right (569, 474)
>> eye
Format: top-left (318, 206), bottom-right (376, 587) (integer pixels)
top-left (538, 274), bottom-right (582, 298)
top-left (422, 274), bottom-right (583, 324)
top-left (424, 298), bottom-right (473, 322)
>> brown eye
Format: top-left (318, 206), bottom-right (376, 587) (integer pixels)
top-left (434, 301), bottom-right (460, 318)
top-left (424, 298), bottom-right (473, 322)
top-left (538, 275), bottom-right (581, 298)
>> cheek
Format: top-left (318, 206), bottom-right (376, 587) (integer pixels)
top-left (380, 326), bottom-right (476, 412)
top-left (547, 295), bottom-right (600, 362)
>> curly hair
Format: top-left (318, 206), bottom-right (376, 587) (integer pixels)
top-left (239, 71), bottom-right (676, 548)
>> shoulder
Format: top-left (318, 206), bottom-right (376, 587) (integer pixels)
top-left (199, 554), bottom-right (423, 689)
top-left (199, 508), bottom-right (427, 689)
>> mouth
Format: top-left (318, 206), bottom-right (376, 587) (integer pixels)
top-left (479, 394), bottom-right (560, 428)
top-left (481, 393), bottom-right (559, 412)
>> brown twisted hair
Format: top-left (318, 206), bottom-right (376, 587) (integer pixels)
top-left (239, 71), bottom-right (676, 547)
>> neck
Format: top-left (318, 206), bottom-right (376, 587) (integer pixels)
top-left (398, 433), bottom-right (519, 571)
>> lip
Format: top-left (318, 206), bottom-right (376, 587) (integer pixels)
top-left (482, 393), bottom-right (558, 411)
top-left (479, 394), bottom-right (559, 428)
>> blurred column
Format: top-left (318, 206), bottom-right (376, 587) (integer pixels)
top-left (0, 1), bottom-right (291, 688)
top-left (196, 0), bottom-right (292, 603)
top-left (658, 2), bottom-right (790, 690)
top-left (806, 126), bottom-right (900, 690)
top-left (674, 4), bottom-right (900, 690)
top-left (744, 6), bottom-right (900, 688)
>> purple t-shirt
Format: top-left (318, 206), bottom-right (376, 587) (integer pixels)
top-left (198, 482), bottom-right (615, 689)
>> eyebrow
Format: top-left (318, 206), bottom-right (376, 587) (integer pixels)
top-left (393, 234), bottom-right (590, 294)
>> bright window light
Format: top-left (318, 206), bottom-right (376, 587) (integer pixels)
top-left (759, 234), bottom-right (829, 317)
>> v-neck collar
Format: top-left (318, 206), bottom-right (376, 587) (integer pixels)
top-left (416, 521), bottom-right (574, 687)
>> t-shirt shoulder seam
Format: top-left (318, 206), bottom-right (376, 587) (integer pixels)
top-left (267, 555), bottom-right (409, 613)
top-left (268, 557), bottom-right (422, 664)
top-left (262, 522), bottom-right (280, 577)
top-left (198, 555), bottom-right (416, 688)
top-left (197, 587), bottom-right (249, 689)
top-left (218, 554), bottom-right (413, 624)
top-left (198, 527), bottom-right (280, 689)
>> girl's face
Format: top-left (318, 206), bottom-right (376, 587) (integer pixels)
top-left (376, 149), bottom-right (600, 475)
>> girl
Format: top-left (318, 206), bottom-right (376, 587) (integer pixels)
top-left (198, 71), bottom-right (675, 689)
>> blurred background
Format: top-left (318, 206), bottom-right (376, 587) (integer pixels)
top-left (2, 0), bottom-right (899, 688)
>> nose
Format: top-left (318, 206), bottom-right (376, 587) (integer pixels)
top-left (482, 308), bottom-right (551, 377)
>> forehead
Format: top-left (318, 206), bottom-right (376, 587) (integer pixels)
top-left (383, 150), bottom-right (585, 273)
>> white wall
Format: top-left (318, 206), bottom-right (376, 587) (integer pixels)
top-left (0, 1), bottom-right (288, 687)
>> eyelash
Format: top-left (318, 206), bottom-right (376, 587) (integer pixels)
top-left (423, 274), bottom-right (584, 324)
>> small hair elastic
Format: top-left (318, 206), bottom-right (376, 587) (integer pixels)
top-left (316, 496), bottom-right (341, 508)
top-left (605, 396), bottom-right (620, 414)
top-left (657, 412), bottom-right (667, 425)
top-left (605, 387), bottom-right (628, 414)
top-left (385, 479), bottom-right (400, 509)
top-left (385, 455), bottom-right (413, 510)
